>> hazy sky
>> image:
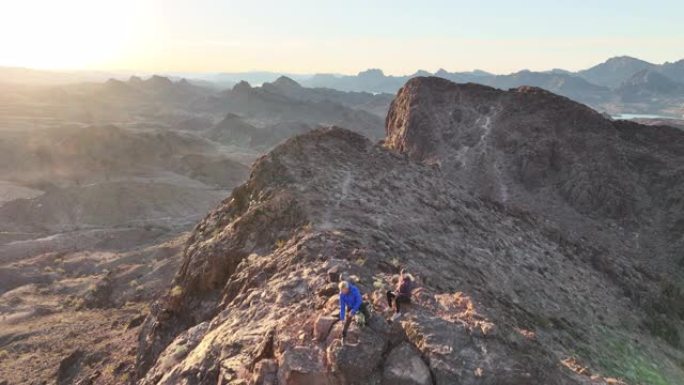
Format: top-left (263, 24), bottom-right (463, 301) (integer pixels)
top-left (1, 0), bottom-right (682, 75)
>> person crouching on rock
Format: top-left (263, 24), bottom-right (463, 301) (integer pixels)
top-left (339, 280), bottom-right (370, 344)
top-left (386, 270), bottom-right (412, 321)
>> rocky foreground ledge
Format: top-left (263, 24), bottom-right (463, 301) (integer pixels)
top-left (134, 78), bottom-right (684, 385)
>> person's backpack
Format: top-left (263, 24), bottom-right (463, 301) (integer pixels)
top-left (354, 312), bottom-right (366, 327)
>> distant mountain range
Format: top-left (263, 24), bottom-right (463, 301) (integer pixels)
top-left (295, 57), bottom-right (684, 117)
top-left (2, 56), bottom-right (683, 117)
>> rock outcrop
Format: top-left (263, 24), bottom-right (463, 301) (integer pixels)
top-left (135, 78), bottom-right (684, 385)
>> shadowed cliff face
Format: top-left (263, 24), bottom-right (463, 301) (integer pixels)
top-left (135, 78), bottom-right (684, 385)
top-left (386, 77), bottom-right (684, 275)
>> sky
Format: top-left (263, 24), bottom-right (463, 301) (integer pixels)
top-left (0, 0), bottom-right (682, 75)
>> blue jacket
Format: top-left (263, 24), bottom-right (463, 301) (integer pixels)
top-left (339, 283), bottom-right (363, 320)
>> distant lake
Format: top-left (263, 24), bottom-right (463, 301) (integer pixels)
top-left (612, 113), bottom-right (680, 120)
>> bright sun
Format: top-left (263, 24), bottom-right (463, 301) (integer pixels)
top-left (0, 0), bottom-right (150, 70)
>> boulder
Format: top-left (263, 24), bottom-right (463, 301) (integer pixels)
top-left (326, 326), bottom-right (387, 380)
top-left (57, 350), bottom-right (84, 385)
top-left (278, 346), bottom-right (333, 385)
top-left (317, 283), bottom-right (339, 298)
top-left (327, 267), bottom-right (341, 283)
top-left (252, 359), bottom-right (278, 385)
top-left (314, 315), bottom-right (338, 342)
top-left (382, 343), bottom-right (432, 385)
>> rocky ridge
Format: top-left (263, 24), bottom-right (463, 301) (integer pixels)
top-left (134, 78), bottom-right (684, 385)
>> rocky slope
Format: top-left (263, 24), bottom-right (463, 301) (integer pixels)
top-left (133, 78), bottom-right (684, 385)
top-left (209, 80), bottom-right (386, 140)
top-left (617, 70), bottom-right (684, 102)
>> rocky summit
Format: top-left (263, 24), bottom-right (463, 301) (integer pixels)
top-left (135, 77), bottom-right (684, 385)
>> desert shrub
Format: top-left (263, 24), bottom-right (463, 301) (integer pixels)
top-left (62, 295), bottom-right (85, 310)
top-left (170, 285), bottom-right (184, 298)
top-left (643, 280), bottom-right (684, 347)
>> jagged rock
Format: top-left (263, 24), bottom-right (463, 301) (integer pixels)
top-left (382, 343), bottom-right (431, 385)
top-left (140, 322), bottom-right (210, 384)
top-left (250, 328), bottom-right (276, 369)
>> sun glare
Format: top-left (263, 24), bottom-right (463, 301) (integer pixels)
top-left (0, 0), bottom-right (149, 70)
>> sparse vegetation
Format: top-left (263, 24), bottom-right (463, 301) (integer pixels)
top-left (173, 345), bottom-right (189, 359)
top-left (62, 295), bottom-right (86, 310)
top-left (643, 280), bottom-right (684, 347)
top-left (581, 328), bottom-right (673, 385)
top-left (170, 285), bottom-right (184, 298)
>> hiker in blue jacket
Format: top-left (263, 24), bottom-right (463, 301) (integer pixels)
top-left (338, 280), bottom-right (370, 344)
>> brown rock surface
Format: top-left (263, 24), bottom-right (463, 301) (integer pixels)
top-left (382, 343), bottom-right (431, 385)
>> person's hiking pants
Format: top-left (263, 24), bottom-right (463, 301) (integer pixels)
top-left (386, 291), bottom-right (410, 312)
top-left (342, 302), bottom-right (370, 338)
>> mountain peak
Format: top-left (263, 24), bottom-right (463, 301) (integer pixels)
top-left (272, 75), bottom-right (301, 88)
top-left (232, 80), bottom-right (252, 93)
top-left (412, 69), bottom-right (433, 77)
top-left (144, 75), bottom-right (174, 89)
top-left (579, 56), bottom-right (657, 88)
top-left (358, 68), bottom-right (385, 78)
top-left (604, 55), bottom-right (653, 65)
